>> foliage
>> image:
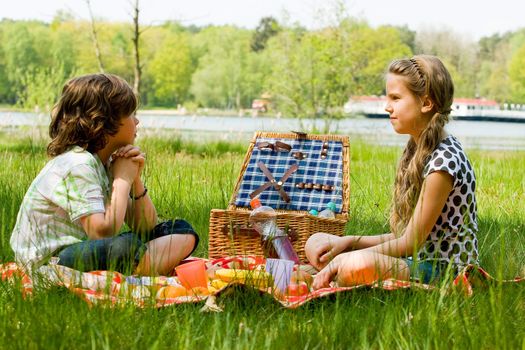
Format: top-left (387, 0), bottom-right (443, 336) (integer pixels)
top-left (508, 43), bottom-right (525, 102)
top-left (189, 27), bottom-right (267, 109)
top-left (0, 13), bottom-right (525, 112)
top-left (265, 20), bottom-right (411, 120)
top-left (147, 33), bottom-right (193, 106)
top-left (415, 29), bottom-right (479, 97)
top-left (17, 64), bottom-right (68, 111)
top-left (250, 16), bottom-right (280, 52)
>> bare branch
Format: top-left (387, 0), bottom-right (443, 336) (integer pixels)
top-left (84, 0), bottom-right (104, 73)
top-left (131, 0), bottom-right (142, 95)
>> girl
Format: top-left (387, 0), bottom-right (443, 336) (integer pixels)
top-left (306, 55), bottom-right (479, 288)
top-left (10, 73), bottom-right (198, 275)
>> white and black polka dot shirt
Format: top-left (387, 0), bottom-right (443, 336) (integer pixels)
top-left (419, 135), bottom-right (479, 270)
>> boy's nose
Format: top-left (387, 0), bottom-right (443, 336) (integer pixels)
top-left (134, 115), bottom-right (139, 125)
top-left (385, 104), bottom-right (392, 113)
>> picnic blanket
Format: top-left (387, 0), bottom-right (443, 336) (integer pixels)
top-left (1, 256), bottom-right (523, 310)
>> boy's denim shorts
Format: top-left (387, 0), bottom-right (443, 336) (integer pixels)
top-left (56, 219), bottom-right (199, 274)
top-left (403, 257), bottom-right (448, 284)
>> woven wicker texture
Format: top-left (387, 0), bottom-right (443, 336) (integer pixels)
top-left (208, 132), bottom-right (350, 261)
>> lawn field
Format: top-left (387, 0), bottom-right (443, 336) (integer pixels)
top-left (1, 130), bottom-right (524, 349)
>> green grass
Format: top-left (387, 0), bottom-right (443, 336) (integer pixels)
top-left (1, 131), bottom-right (524, 349)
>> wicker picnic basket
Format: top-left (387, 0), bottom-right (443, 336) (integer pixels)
top-left (208, 132), bottom-right (350, 262)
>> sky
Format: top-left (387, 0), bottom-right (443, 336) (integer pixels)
top-left (2, 0), bottom-right (524, 40)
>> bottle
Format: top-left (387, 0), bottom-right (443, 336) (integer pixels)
top-left (318, 202), bottom-right (336, 219)
top-left (308, 209), bottom-right (319, 216)
top-left (249, 198), bottom-right (300, 264)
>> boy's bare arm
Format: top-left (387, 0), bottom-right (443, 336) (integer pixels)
top-left (80, 157), bottom-right (138, 239)
top-left (80, 178), bottom-right (132, 239)
top-left (126, 177), bottom-right (158, 233)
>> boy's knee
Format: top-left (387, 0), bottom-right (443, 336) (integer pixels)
top-left (108, 234), bottom-right (144, 261)
top-left (181, 232), bottom-right (198, 255)
top-left (153, 219), bottom-right (197, 236)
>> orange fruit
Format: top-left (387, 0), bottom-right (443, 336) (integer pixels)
top-left (290, 270), bottom-right (313, 286)
top-left (156, 285), bottom-right (189, 299)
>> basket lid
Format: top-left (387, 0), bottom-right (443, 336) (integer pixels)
top-left (229, 132), bottom-right (350, 217)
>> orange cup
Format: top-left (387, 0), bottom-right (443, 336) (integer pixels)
top-left (175, 260), bottom-right (208, 290)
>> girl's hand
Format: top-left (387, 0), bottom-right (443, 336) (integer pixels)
top-left (312, 255), bottom-right (342, 290)
top-left (113, 145), bottom-right (146, 176)
top-left (305, 233), bottom-right (351, 270)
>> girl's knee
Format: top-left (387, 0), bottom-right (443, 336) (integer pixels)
top-left (336, 252), bottom-right (380, 286)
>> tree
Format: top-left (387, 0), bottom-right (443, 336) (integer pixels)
top-left (251, 17), bottom-right (280, 52)
top-left (131, 0), bottom-right (142, 95)
top-left (0, 24), bottom-right (12, 103)
top-left (415, 29), bottom-right (478, 97)
top-left (508, 43), bottom-right (525, 102)
top-left (265, 20), bottom-right (411, 120)
top-left (476, 32), bottom-right (519, 102)
top-left (385, 25), bottom-right (416, 53)
top-left (146, 33), bottom-right (193, 106)
top-left (18, 64), bottom-right (66, 110)
top-left (190, 26), bottom-right (264, 109)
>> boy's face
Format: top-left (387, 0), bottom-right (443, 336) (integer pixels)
top-left (110, 114), bottom-right (139, 147)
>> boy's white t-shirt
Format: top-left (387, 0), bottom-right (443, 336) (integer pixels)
top-left (10, 146), bottom-right (110, 270)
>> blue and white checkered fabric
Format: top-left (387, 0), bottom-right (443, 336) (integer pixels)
top-left (235, 137), bottom-right (344, 212)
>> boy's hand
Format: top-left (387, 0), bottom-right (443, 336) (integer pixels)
top-left (113, 145), bottom-right (146, 176)
top-left (111, 156), bottom-right (139, 184)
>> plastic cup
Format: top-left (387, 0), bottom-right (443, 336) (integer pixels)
top-left (175, 260), bottom-right (208, 290)
top-left (265, 258), bottom-right (294, 293)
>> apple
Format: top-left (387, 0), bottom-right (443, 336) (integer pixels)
top-left (287, 282), bottom-right (310, 296)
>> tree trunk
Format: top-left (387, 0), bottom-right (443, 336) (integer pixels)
top-left (132, 0), bottom-right (141, 95)
top-left (85, 0), bottom-right (104, 73)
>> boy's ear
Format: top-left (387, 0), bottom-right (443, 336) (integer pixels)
top-left (420, 95), bottom-right (434, 114)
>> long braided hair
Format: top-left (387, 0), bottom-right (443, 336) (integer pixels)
top-left (388, 55), bottom-right (454, 236)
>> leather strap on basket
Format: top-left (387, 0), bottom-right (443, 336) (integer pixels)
top-left (249, 162), bottom-right (298, 203)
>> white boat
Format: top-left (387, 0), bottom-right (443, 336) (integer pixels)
top-left (344, 96), bottom-right (525, 123)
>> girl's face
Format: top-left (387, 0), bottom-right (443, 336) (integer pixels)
top-left (111, 114), bottom-right (139, 147)
top-left (385, 74), bottom-right (431, 140)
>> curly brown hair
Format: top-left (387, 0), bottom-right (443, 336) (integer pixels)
top-left (388, 55), bottom-right (454, 236)
top-left (47, 73), bottom-right (138, 157)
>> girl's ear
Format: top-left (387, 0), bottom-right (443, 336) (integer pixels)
top-left (420, 95), bottom-right (434, 114)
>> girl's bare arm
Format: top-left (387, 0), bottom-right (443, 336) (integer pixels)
top-left (362, 171), bottom-right (453, 257)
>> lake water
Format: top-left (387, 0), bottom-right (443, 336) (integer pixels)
top-left (1, 111), bottom-right (524, 150)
